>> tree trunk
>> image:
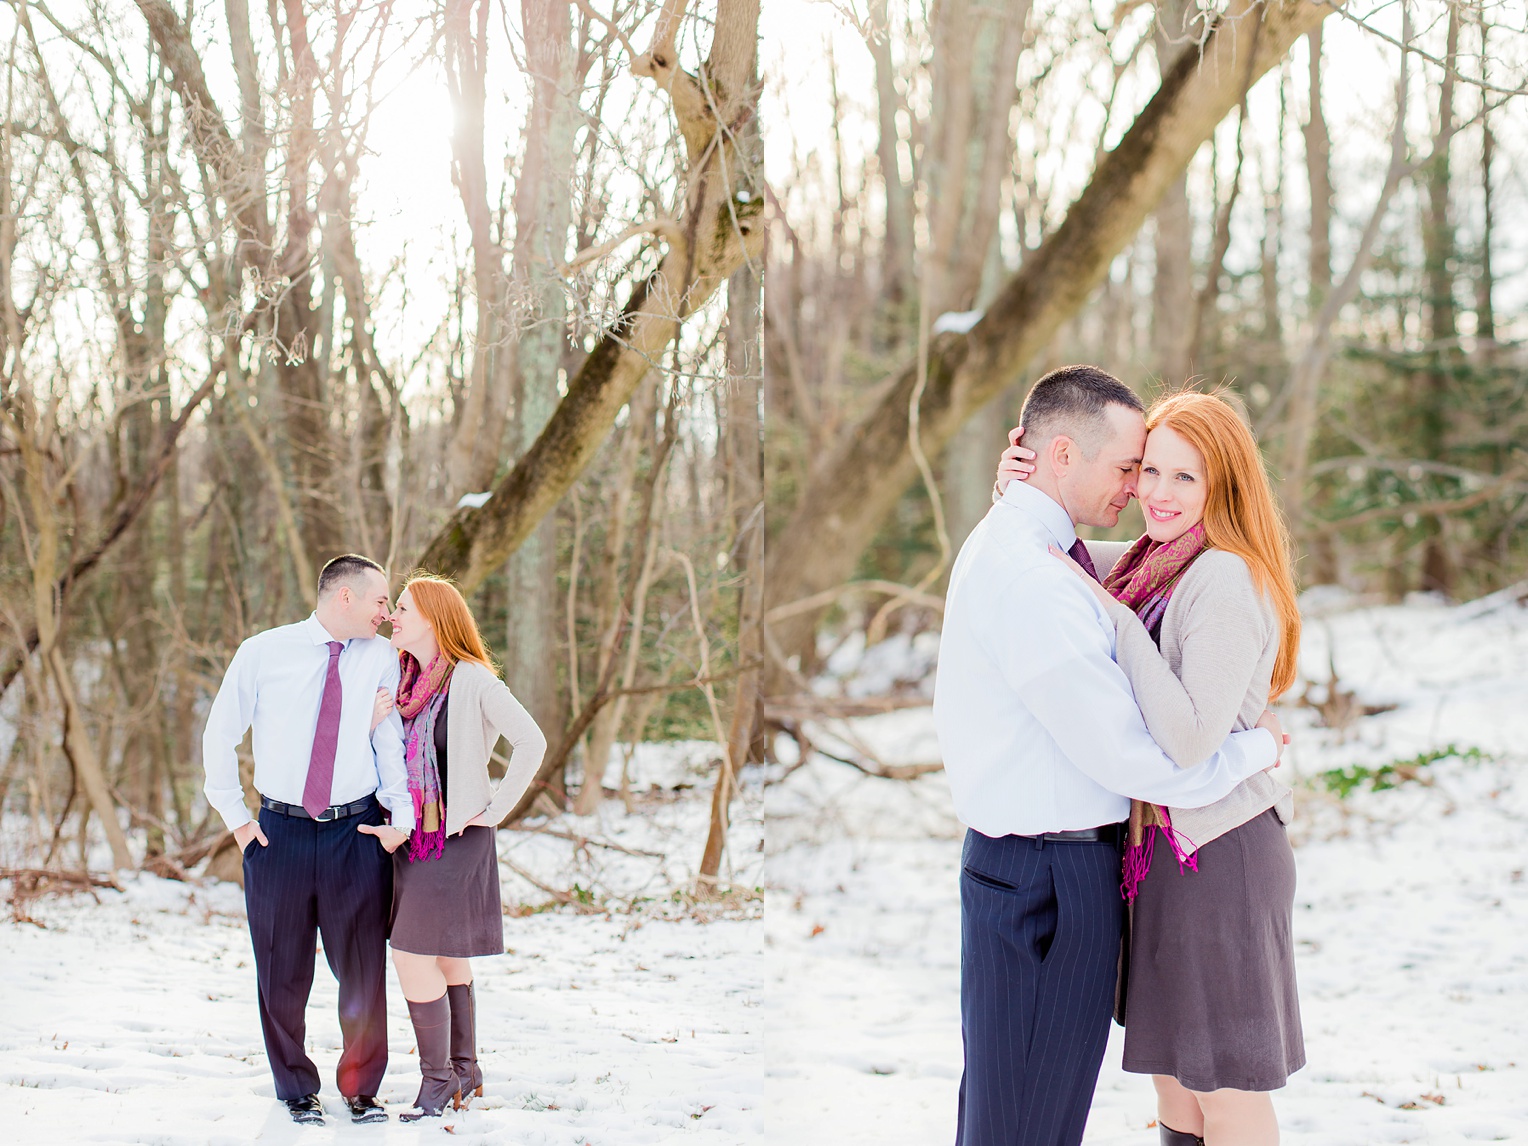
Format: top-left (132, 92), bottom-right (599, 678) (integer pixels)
top-left (49, 648), bottom-right (134, 871)
top-left (443, 0), bottom-right (514, 499)
top-left (321, 152), bottom-right (402, 556)
top-left (126, 82), bottom-right (176, 857)
top-left (868, 0), bottom-right (913, 307)
top-left (417, 0), bottom-right (764, 592)
top-left (1417, 6), bottom-right (1460, 596)
top-left (1279, 6), bottom-right (1416, 538)
top-left (1150, 0), bottom-right (1199, 384)
top-left (271, 0), bottom-right (342, 570)
top-left (7, 392), bottom-right (135, 871)
top-left (765, 0), bottom-right (1338, 672)
top-left (1185, 115), bottom-right (1246, 373)
top-left (1259, 92), bottom-right (1284, 357)
top-left (135, 0), bottom-right (342, 572)
top-left (924, 0), bottom-right (1031, 315)
top-left (0, 362), bottom-right (221, 701)
top-left (932, 0), bottom-right (1031, 552)
top-left (502, 0), bottom-right (578, 770)
top-left (699, 256), bottom-right (763, 887)
top-left (1476, 114), bottom-right (1495, 346)
top-left (1302, 25), bottom-right (1332, 310)
top-left (1152, 175), bottom-right (1193, 382)
top-left (574, 493), bottom-right (665, 815)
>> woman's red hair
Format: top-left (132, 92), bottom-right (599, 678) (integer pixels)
top-left (1146, 392), bottom-right (1302, 699)
top-left (399, 573), bottom-right (495, 671)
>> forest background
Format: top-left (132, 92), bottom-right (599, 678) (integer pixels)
top-left (1, 0), bottom-right (1527, 1140)
top-left (0, 0), bottom-right (765, 894)
top-left (0, 0), bottom-right (1523, 934)
top-left (760, 3), bottom-right (1528, 1139)
top-left (764, 0), bottom-right (1528, 718)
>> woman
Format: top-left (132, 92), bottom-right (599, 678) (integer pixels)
top-left (996, 391), bottom-right (1303, 1146)
top-left (370, 573), bottom-right (548, 1121)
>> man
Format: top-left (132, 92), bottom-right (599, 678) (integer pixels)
top-left (933, 366), bottom-right (1285, 1146)
top-left (203, 554), bottom-right (412, 1126)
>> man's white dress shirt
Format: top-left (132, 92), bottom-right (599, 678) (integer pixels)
top-left (933, 481), bottom-right (1277, 838)
top-left (202, 614), bottom-right (414, 833)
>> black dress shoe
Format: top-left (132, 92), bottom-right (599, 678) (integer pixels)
top-left (344, 1095), bottom-right (387, 1124)
top-left (284, 1094), bottom-right (325, 1125)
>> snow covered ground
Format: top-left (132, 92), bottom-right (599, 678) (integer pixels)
top-left (765, 588), bottom-right (1528, 1145)
top-left (0, 749), bottom-right (763, 1144)
top-left (8, 587), bottom-right (1528, 1144)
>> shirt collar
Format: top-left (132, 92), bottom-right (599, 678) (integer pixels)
top-left (999, 480), bottom-right (1079, 551)
top-left (304, 612), bottom-right (348, 647)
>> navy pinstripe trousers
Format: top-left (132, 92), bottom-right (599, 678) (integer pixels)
top-left (242, 799), bottom-right (392, 1100)
top-left (956, 828), bottom-right (1125, 1146)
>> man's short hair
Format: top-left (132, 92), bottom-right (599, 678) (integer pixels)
top-left (317, 554), bottom-right (385, 601)
top-left (1019, 365), bottom-right (1144, 459)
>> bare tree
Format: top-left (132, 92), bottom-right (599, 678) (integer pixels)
top-left (1416, 4), bottom-right (1462, 595)
top-left (503, 0), bottom-right (580, 750)
top-left (417, 0), bottom-right (765, 592)
top-left (765, 0), bottom-right (1338, 679)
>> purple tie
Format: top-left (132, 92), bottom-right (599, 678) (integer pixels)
top-left (302, 640), bottom-right (345, 818)
top-left (1068, 538), bottom-right (1101, 583)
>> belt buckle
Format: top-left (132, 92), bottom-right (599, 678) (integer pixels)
top-left (314, 805), bottom-right (338, 822)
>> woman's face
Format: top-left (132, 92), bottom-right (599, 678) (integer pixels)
top-left (1136, 423), bottom-right (1208, 544)
top-left (387, 589), bottom-right (433, 652)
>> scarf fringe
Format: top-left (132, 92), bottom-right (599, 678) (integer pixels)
top-left (1120, 809), bottom-right (1200, 902)
top-left (1120, 825), bottom-right (1153, 902)
top-left (401, 679), bottom-right (450, 864)
top-left (407, 789), bottom-right (447, 863)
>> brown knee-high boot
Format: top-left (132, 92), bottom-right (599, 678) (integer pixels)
top-left (446, 982), bottom-right (484, 1108)
top-left (399, 994), bottom-right (459, 1121)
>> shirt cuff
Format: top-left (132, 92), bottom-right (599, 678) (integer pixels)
top-left (211, 800), bottom-right (252, 833)
top-left (1236, 726), bottom-right (1278, 774)
top-left (381, 798), bottom-right (416, 835)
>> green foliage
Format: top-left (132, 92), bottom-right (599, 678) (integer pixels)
top-left (648, 682), bottom-right (720, 741)
top-left (1317, 743), bottom-right (1491, 799)
top-left (1297, 230), bottom-right (1528, 600)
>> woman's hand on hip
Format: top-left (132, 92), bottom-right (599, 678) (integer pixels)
top-left (358, 822), bottom-right (409, 852)
top-left (452, 812), bottom-right (494, 836)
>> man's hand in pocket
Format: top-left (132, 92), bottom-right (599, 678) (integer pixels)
top-left (358, 823), bottom-right (409, 853)
top-left (234, 820), bottom-right (269, 854)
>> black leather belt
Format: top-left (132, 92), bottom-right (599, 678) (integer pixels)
top-left (1016, 822), bottom-right (1127, 846)
top-left (260, 795), bottom-right (375, 822)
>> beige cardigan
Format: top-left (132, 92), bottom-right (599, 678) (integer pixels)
top-left (1089, 541), bottom-right (1294, 856)
top-left (436, 661), bottom-right (549, 837)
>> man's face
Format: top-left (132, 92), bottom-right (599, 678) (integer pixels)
top-left (335, 570), bottom-right (393, 639)
top-left (1059, 404), bottom-right (1146, 529)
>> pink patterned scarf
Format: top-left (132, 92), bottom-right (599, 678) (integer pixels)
top-left (1102, 522), bottom-right (1208, 639)
top-left (1106, 523), bottom-right (1210, 900)
top-left (396, 651), bottom-right (454, 862)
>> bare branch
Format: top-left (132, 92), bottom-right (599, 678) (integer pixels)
top-left (562, 216), bottom-right (686, 276)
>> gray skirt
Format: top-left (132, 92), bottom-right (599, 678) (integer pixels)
top-left (389, 824), bottom-right (505, 958)
top-left (1121, 808), bottom-right (1305, 1092)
